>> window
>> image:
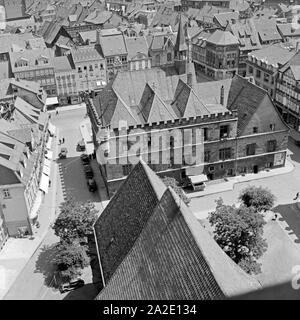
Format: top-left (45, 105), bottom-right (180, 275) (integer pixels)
top-left (253, 127), bottom-right (258, 133)
top-left (270, 124), bottom-right (275, 131)
top-left (121, 56), bottom-right (127, 63)
top-left (209, 166), bottom-right (215, 172)
top-left (78, 67), bottom-right (82, 73)
top-left (246, 143), bottom-right (256, 156)
top-left (3, 189), bottom-right (10, 199)
top-left (95, 64), bottom-right (98, 69)
top-left (122, 164), bottom-right (132, 176)
top-left (220, 125), bottom-right (229, 139)
top-left (248, 66), bottom-right (253, 74)
top-left (204, 150), bottom-right (210, 162)
top-left (256, 69), bottom-right (261, 78)
top-left (203, 128), bottom-right (208, 141)
top-left (167, 52), bottom-right (172, 62)
top-left (264, 73), bottom-right (270, 83)
top-left (100, 63), bottom-right (104, 69)
top-left (89, 65), bottom-right (93, 71)
top-left (219, 148), bottom-right (231, 160)
top-left (84, 66), bottom-right (87, 70)
top-left (267, 140), bottom-right (276, 152)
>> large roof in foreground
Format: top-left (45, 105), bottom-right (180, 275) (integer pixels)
top-left (95, 161), bottom-right (261, 300)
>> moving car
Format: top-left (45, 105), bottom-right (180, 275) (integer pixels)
top-left (87, 178), bottom-right (97, 192)
top-left (80, 154), bottom-right (90, 164)
top-left (84, 164), bottom-right (94, 179)
top-left (58, 147), bottom-right (68, 159)
top-left (59, 279), bottom-right (85, 293)
top-left (77, 139), bottom-right (86, 151)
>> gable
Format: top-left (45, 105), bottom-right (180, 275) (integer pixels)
top-left (241, 94), bottom-right (288, 136)
top-left (283, 67), bottom-right (295, 80)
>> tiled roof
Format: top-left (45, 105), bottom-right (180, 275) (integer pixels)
top-left (98, 31), bottom-right (127, 57)
top-left (96, 162), bottom-right (261, 300)
top-left (228, 18), bottom-right (262, 51)
top-left (53, 55), bottom-right (74, 72)
top-left (9, 48), bottom-right (54, 73)
top-left (279, 51), bottom-right (300, 80)
top-left (84, 10), bottom-right (112, 25)
top-left (1, 0), bottom-right (28, 21)
top-left (125, 36), bottom-right (149, 60)
top-left (213, 11), bottom-right (239, 28)
top-left (94, 66), bottom-right (229, 129)
top-left (79, 30), bottom-right (97, 43)
top-left (0, 32), bottom-right (35, 54)
top-left (93, 161), bottom-right (167, 284)
top-left (207, 30), bottom-right (239, 46)
top-left (137, 83), bottom-right (177, 123)
top-left (227, 75), bottom-right (267, 135)
top-left (253, 18), bottom-right (282, 43)
top-left (248, 44), bottom-right (295, 67)
top-left (71, 45), bottom-right (104, 63)
top-left (277, 23), bottom-right (300, 37)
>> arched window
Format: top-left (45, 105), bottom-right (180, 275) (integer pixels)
top-left (167, 52), bottom-right (172, 62)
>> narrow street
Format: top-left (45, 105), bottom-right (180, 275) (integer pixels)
top-left (4, 105), bottom-right (106, 300)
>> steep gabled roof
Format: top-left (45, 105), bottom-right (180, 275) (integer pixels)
top-left (96, 162), bottom-right (261, 300)
top-left (227, 75), bottom-right (270, 135)
top-left (171, 79), bottom-right (210, 118)
top-left (93, 161), bottom-right (167, 285)
top-left (138, 83), bottom-right (177, 123)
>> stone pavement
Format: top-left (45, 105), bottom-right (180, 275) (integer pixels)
top-left (187, 158), bottom-right (294, 199)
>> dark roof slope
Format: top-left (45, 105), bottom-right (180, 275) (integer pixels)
top-left (96, 163), bottom-right (261, 300)
top-left (93, 161), bottom-right (167, 284)
top-left (227, 75), bottom-right (267, 135)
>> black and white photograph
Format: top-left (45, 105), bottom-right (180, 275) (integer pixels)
top-left (0, 0), bottom-right (300, 308)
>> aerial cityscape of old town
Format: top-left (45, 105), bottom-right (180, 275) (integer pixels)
top-left (0, 0), bottom-right (300, 302)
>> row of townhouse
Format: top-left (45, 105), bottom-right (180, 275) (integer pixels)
top-left (0, 79), bottom-right (53, 249)
top-left (245, 42), bottom-right (300, 135)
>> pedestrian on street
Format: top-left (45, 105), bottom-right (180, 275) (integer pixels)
top-left (56, 109), bottom-right (58, 116)
top-left (62, 137), bottom-right (65, 143)
top-left (59, 139), bottom-right (61, 145)
top-left (294, 192), bottom-right (299, 201)
top-left (272, 213), bottom-right (278, 221)
top-left (49, 180), bottom-right (51, 188)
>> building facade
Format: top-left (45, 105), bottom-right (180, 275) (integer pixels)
top-left (9, 48), bottom-right (57, 96)
top-left (70, 45), bottom-right (107, 93)
top-left (246, 44), bottom-right (295, 99)
top-left (274, 51), bottom-right (300, 132)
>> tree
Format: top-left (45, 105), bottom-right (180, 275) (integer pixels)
top-left (162, 176), bottom-right (190, 206)
top-left (52, 198), bottom-right (98, 242)
top-left (53, 240), bottom-right (90, 282)
top-left (209, 198), bottom-right (267, 274)
top-left (239, 186), bottom-right (276, 212)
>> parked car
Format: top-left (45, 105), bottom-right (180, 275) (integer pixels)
top-left (80, 154), bottom-right (90, 164)
top-left (58, 147), bottom-right (68, 159)
top-left (77, 139), bottom-right (86, 151)
top-left (87, 178), bottom-right (97, 192)
top-left (59, 279), bottom-right (85, 293)
top-left (84, 164), bottom-right (94, 179)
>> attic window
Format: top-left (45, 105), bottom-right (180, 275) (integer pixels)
top-left (0, 153), bottom-right (10, 160)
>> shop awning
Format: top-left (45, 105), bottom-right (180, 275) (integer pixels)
top-left (46, 97), bottom-right (58, 106)
top-left (29, 191), bottom-right (43, 220)
top-left (48, 122), bottom-right (56, 135)
top-left (44, 158), bottom-right (51, 168)
top-left (39, 173), bottom-right (49, 193)
top-left (189, 174), bottom-right (208, 185)
top-left (46, 136), bottom-right (53, 150)
top-left (45, 150), bottom-right (53, 160)
top-left (43, 163), bottom-right (50, 176)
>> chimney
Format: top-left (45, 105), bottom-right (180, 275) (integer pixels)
top-left (220, 85), bottom-right (224, 105)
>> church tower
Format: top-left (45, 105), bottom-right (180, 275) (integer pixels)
top-left (174, 14), bottom-right (189, 75)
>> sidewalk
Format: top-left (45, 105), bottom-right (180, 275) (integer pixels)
top-left (48, 103), bottom-right (86, 114)
top-left (187, 159), bottom-right (294, 200)
top-left (0, 128), bottom-right (60, 300)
